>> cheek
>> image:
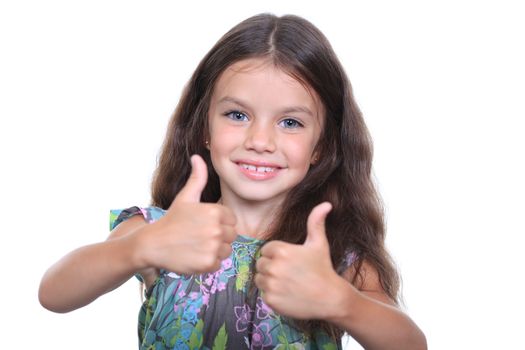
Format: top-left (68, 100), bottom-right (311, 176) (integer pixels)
top-left (282, 137), bottom-right (317, 169)
top-left (209, 124), bottom-right (244, 159)
top-left (210, 121), bottom-right (237, 143)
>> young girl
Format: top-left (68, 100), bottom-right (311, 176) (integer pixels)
top-left (39, 13), bottom-right (426, 350)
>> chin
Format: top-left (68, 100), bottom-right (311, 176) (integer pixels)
top-left (233, 188), bottom-right (288, 205)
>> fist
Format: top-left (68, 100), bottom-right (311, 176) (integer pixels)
top-left (254, 202), bottom-right (343, 319)
top-left (137, 154), bottom-right (237, 275)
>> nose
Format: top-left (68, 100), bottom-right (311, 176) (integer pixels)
top-left (243, 120), bottom-right (276, 153)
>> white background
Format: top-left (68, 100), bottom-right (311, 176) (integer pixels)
top-left (1, 1), bottom-right (524, 349)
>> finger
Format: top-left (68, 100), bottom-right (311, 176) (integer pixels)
top-left (260, 241), bottom-right (290, 259)
top-left (199, 203), bottom-right (237, 227)
top-left (260, 241), bottom-right (277, 259)
top-left (220, 225), bottom-right (238, 244)
top-left (176, 154), bottom-right (208, 203)
top-left (304, 202), bottom-right (332, 247)
top-left (217, 243), bottom-right (232, 261)
top-left (254, 272), bottom-right (266, 291)
top-left (255, 256), bottom-right (271, 275)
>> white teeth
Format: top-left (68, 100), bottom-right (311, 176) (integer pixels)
top-left (240, 163), bottom-right (276, 173)
top-left (258, 166), bottom-right (274, 173)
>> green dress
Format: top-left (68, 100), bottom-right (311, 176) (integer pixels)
top-left (110, 206), bottom-right (355, 350)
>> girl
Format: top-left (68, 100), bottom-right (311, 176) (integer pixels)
top-left (39, 13), bottom-right (426, 350)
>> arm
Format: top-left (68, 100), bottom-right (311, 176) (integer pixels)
top-left (38, 216), bottom-right (149, 313)
top-left (254, 203), bottom-right (426, 350)
top-left (39, 155), bottom-right (237, 314)
top-left (326, 261), bottom-right (427, 350)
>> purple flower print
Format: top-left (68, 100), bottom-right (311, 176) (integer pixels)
top-left (178, 290), bottom-right (186, 298)
top-left (256, 297), bottom-right (272, 319)
top-left (204, 274), bottom-right (215, 286)
top-left (190, 292), bottom-right (199, 300)
top-left (217, 281), bottom-right (226, 291)
top-left (222, 257), bottom-right (233, 269)
top-left (174, 301), bottom-right (186, 313)
top-left (250, 323), bottom-right (272, 349)
top-left (234, 304), bottom-right (254, 332)
top-left (202, 293), bottom-right (210, 306)
top-left (211, 274), bottom-right (226, 293)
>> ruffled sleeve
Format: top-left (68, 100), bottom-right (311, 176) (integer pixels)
top-left (109, 206), bottom-right (166, 231)
top-left (109, 206), bottom-right (167, 284)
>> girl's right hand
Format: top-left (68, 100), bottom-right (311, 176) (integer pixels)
top-left (132, 154), bottom-right (237, 275)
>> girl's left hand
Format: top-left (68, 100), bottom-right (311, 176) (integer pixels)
top-left (254, 202), bottom-right (348, 320)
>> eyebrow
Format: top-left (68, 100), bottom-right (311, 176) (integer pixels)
top-left (217, 96), bottom-right (315, 117)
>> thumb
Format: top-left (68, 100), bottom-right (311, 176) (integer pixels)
top-left (304, 202), bottom-right (332, 247)
top-left (176, 154), bottom-right (208, 203)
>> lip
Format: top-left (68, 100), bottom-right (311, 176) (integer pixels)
top-left (234, 159), bottom-right (283, 181)
top-left (234, 159), bottom-right (283, 168)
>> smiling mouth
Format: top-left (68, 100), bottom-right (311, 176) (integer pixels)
top-left (239, 163), bottom-right (278, 173)
top-left (236, 162), bottom-right (282, 180)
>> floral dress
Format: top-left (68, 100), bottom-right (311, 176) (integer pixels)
top-left (110, 206), bottom-right (354, 350)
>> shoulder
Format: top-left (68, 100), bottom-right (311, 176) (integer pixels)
top-left (108, 206), bottom-right (166, 240)
top-left (341, 259), bottom-right (396, 306)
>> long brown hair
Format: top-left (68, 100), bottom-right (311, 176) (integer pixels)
top-left (151, 13), bottom-right (399, 340)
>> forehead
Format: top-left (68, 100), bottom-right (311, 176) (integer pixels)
top-left (211, 58), bottom-right (324, 120)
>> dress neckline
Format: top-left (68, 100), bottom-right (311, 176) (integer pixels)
top-left (236, 234), bottom-right (265, 243)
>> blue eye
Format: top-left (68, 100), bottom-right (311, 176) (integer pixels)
top-left (224, 111), bottom-right (249, 122)
top-left (279, 118), bottom-right (303, 129)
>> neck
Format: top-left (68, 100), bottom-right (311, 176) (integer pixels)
top-left (218, 194), bottom-right (282, 239)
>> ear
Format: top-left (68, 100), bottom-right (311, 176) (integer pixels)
top-left (204, 130), bottom-right (211, 150)
top-left (310, 151), bottom-right (319, 165)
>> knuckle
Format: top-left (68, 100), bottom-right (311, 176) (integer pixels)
top-left (208, 206), bottom-right (222, 219)
top-left (201, 256), bottom-right (218, 271)
top-left (263, 278), bottom-right (275, 293)
top-left (259, 245), bottom-right (269, 257)
top-left (204, 240), bottom-right (220, 253)
top-left (256, 258), bottom-right (270, 275)
top-left (274, 246), bottom-right (288, 259)
top-left (207, 226), bottom-right (222, 238)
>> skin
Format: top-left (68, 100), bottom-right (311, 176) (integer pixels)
top-left (38, 155), bottom-right (236, 312)
top-left (206, 58), bottom-right (323, 238)
top-left (254, 202), bottom-right (427, 349)
top-left (39, 58), bottom-right (426, 349)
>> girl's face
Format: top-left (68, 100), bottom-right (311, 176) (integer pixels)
top-left (207, 58), bottom-right (324, 206)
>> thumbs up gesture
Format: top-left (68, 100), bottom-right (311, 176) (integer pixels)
top-left (254, 202), bottom-right (344, 320)
top-left (134, 155), bottom-right (237, 275)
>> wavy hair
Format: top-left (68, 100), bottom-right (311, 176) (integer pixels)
top-left (151, 13), bottom-right (399, 340)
